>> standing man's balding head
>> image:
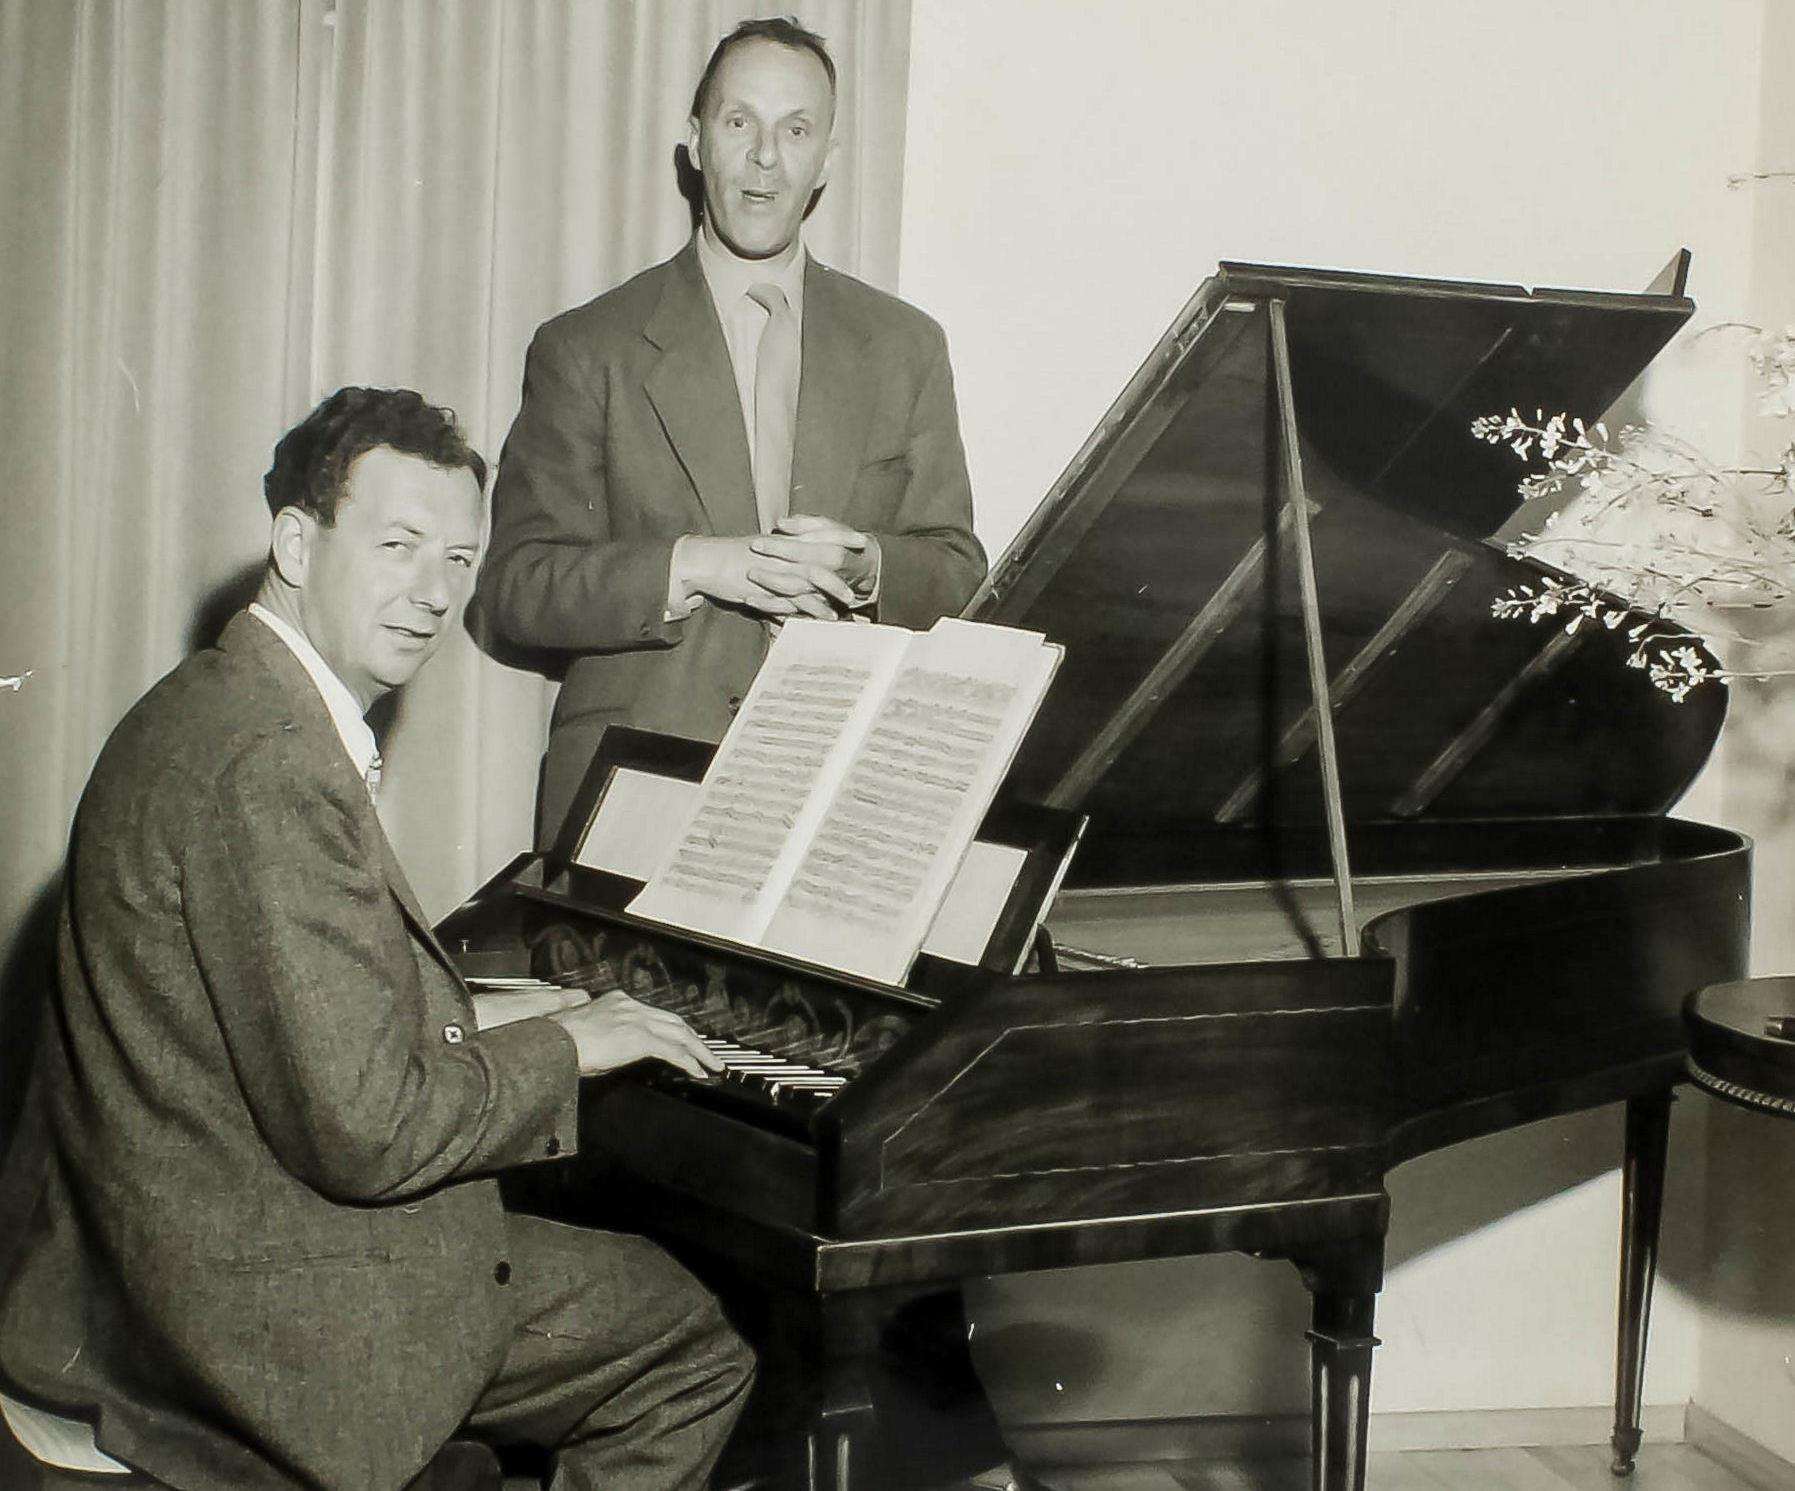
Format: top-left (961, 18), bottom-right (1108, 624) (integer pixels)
top-left (686, 18), bottom-right (837, 264)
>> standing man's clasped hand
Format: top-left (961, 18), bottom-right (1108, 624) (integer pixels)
top-left (670, 513), bottom-right (879, 621)
top-left (759, 512), bottom-right (879, 605)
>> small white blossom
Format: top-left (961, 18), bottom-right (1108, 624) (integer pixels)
top-left (1759, 381), bottom-right (1795, 419)
top-left (1749, 327), bottom-right (1795, 417)
top-left (1647, 644), bottom-right (1714, 703)
top-left (1538, 414), bottom-right (1567, 461)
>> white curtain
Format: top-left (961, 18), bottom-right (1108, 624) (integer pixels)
top-left (0, 1), bottom-right (305, 934)
top-left (0, 0), bottom-right (916, 1008)
top-left (1, 3), bottom-right (312, 1159)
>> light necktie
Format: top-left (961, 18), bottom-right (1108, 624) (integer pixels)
top-left (364, 750), bottom-right (383, 805)
top-left (747, 282), bottom-right (799, 532)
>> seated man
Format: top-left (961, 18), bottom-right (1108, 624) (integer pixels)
top-left (0, 388), bottom-right (751, 1490)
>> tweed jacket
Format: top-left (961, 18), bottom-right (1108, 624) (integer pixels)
top-left (474, 241), bottom-right (987, 843)
top-left (0, 612), bottom-right (581, 1491)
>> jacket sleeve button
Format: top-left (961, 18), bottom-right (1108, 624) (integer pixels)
top-left (443, 1023), bottom-right (465, 1045)
top-left (494, 1260), bottom-right (512, 1285)
top-left (544, 1135), bottom-right (562, 1157)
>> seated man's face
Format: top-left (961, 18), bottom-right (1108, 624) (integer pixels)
top-left (298, 446), bottom-right (483, 708)
top-left (689, 38), bottom-right (834, 261)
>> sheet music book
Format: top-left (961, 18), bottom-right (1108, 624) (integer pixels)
top-left (628, 617), bottom-right (1064, 983)
top-left (579, 774), bottom-right (1033, 967)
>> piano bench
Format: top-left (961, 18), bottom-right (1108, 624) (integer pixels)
top-left (0, 1390), bottom-right (502, 1491)
top-left (0, 1392), bottom-right (139, 1484)
top-left (1685, 977), bottom-right (1795, 1119)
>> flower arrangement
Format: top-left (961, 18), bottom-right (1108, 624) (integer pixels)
top-left (1475, 325), bottom-right (1795, 700)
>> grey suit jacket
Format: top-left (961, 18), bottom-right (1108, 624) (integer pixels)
top-left (475, 242), bottom-right (987, 844)
top-left (0, 612), bottom-right (581, 1490)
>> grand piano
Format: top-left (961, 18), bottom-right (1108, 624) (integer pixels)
top-left (440, 259), bottom-right (1752, 1490)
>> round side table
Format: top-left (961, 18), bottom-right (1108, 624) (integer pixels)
top-left (1684, 977), bottom-right (1795, 1119)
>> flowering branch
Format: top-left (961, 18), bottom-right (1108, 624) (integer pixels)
top-left (1475, 324), bottom-right (1795, 700)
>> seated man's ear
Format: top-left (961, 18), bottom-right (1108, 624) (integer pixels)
top-left (269, 507), bottom-right (316, 588)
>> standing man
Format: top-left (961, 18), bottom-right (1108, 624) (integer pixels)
top-left (476, 17), bottom-right (986, 844)
top-left (0, 388), bottom-right (751, 1490)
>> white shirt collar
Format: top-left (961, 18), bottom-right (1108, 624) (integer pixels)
top-left (695, 226), bottom-right (807, 323)
top-left (248, 603), bottom-right (378, 779)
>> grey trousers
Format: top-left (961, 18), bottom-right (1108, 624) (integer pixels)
top-left (465, 1214), bottom-right (754, 1491)
top-left (32, 1214), bottom-right (753, 1491)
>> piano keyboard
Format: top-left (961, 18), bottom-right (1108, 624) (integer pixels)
top-left (701, 1038), bottom-right (848, 1100)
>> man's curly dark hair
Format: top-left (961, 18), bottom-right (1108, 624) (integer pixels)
top-left (262, 386), bottom-right (487, 523)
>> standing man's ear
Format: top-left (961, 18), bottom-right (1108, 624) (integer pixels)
top-left (269, 507), bottom-right (314, 589)
top-left (686, 115), bottom-right (702, 168)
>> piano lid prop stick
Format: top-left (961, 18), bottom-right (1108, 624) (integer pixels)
top-left (1269, 297), bottom-right (1361, 958)
top-left (1214, 549), bottom-right (1474, 825)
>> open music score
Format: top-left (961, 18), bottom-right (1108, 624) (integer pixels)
top-left (626, 617), bottom-right (1062, 984)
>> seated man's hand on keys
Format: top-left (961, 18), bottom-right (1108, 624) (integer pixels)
top-left (548, 990), bottom-right (724, 1079)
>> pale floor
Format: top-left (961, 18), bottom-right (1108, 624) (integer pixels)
top-left (0, 1434), bottom-right (1764, 1489)
top-left (1007, 1443), bottom-right (1767, 1491)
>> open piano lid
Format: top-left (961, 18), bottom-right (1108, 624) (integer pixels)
top-left (968, 261), bottom-right (1722, 879)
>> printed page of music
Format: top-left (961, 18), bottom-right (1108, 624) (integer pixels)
top-left (628, 620), bottom-right (912, 944)
top-left (759, 619), bottom-right (1061, 982)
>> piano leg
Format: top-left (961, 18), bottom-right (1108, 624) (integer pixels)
top-left (1294, 1244), bottom-right (1383, 1491)
top-left (805, 1364), bottom-right (875, 1491)
top-left (714, 1283), bottom-right (1009, 1491)
top-left (1610, 1091), bottom-right (1672, 1477)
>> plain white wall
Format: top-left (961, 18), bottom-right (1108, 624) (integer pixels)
top-left (895, 0), bottom-right (1769, 1430)
top-left (899, 0), bottom-right (1763, 561)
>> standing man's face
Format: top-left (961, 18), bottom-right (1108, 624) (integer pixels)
top-left (688, 38), bottom-right (835, 262)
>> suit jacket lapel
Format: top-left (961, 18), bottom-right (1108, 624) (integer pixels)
top-left (643, 242), bottom-right (759, 535)
top-left (792, 259), bottom-right (876, 521)
top-left (218, 612), bottom-right (465, 988)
